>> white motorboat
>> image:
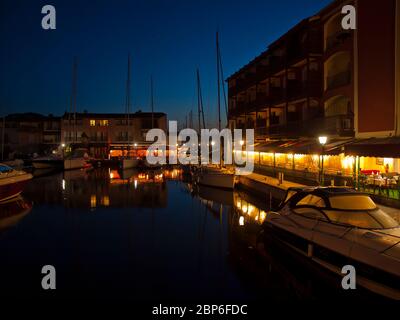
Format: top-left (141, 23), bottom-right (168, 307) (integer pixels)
top-left (0, 164), bottom-right (33, 202)
top-left (64, 148), bottom-right (91, 170)
top-left (121, 158), bottom-right (139, 169)
top-left (196, 166), bottom-right (235, 190)
top-left (32, 155), bottom-right (63, 169)
top-left (263, 187), bottom-right (400, 300)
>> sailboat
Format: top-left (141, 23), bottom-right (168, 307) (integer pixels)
top-left (143, 75), bottom-right (161, 168)
top-left (64, 57), bottom-right (89, 170)
top-left (121, 54), bottom-right (139, 169)
top-left (197, 32), bottom-right (235, 190)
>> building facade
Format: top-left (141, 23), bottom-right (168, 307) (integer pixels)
top-left (1, 113), bottom-right (61, 158)
top-left (1, 111), bottom-right (167, 160)
top-left (227, 0), bottom-right (400, 196)
top-left (228, 0), bottom-right (400, 140)
top-left (61, 111), bottom-right (167, 159)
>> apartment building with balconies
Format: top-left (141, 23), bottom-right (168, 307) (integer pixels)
top-left (228, 0), bottom-right (400, 141)
top-left (228, 16), bottom-right (327, 140)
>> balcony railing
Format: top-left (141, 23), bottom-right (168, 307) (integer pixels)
top-left (255, 127), bottom-right (268, 138)
top-left (326, 70), bottom-right (351, 91)
top-left (325, 30), bottom-right (352, 51)
top-left (237, 114), bottom-right (354, 138)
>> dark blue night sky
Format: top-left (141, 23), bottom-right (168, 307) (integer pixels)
top-left (0, 0), bottom-right (331, 126)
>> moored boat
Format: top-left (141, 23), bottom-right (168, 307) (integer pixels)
top-left (0, 164), bottom-right (33, 202)
top-left (32, 155), bottom-right (63, 169)
top-left (121, 158), bottom-right (139, 169)
top-left (64, 148), bottom-right (91, 170)
top-left (196, 166), bottom-right (235, 190)
top-left (262, 187), bottom-right (400, 300)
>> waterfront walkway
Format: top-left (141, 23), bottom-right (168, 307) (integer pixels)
top-left (239, 173), bottom-right (400, 222)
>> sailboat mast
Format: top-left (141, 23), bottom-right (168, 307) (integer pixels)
top-left (1, 116), bottom-right (5, 160)
top-left (196, 69), bottom-right (201, 134)
top-left (151, 75), bottom-right (154, 129)
top-left (196, 69), bottom-right (206, 132)
top-left (216, 32), bottom-right (221, 132)
top-left (69, 57), bottom-right (78, 144)
top-left (126, 53), bottom-right (131, 157)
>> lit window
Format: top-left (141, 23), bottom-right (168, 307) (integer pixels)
top-left (100, 120), bottom-right (109, 126)
top-left (90, 120), bottom-right (96, 126)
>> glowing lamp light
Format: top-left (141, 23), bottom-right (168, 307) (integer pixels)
top-left (211, 141), bottom-right (215, 146)
top-left (239, 140), bottom-right (245, 146)
top-left (61, 143), bottom-right (66, 148)
top-left (239, 216), bottom-right (245, 226)
top-left (318, 136), bottom-right (327, 145)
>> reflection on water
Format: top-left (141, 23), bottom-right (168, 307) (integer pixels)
top-left (0, 196), bottom-right (32, 231)
top-left (0, 167), bottom-right (373, 301)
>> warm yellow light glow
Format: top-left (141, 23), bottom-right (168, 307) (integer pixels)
top-left (239, 140), bottom-right (245, 146)
top-left (318, 136), bottom-right (327, 145)
top-left (342, 156), bottom-right (355, 169)
top-left (101, 196), bottom-right (110, 207)
top-left (259, 211), bottom-right (267, 223)
top-left (242, 202), bottom-right (248, 214)
top-left (239, 216), bottom-right (245, 226)
top-left (247, 204), bottom-right (255, 216)
top-left (90, 195), bottom-right (97, 208)
top-left (384, 158), bottom-right (393, 166)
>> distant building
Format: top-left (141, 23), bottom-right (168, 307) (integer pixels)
top-left (1, 113), bottom-right (61, 158)
top-left (61, 111), bottom-right (167, 159)
top-left (1, 111), bottom-right (167, 160)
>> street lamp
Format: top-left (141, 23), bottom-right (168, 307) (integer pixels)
top-left (318, 136), bottom-right (327, 186)
top-left (318, 136), bottom-right (327, 146)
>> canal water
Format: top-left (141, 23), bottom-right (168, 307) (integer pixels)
top-left (0, 167), bottom-right (371, 302)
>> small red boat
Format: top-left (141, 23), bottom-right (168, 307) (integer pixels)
top-left (0, 164), bottom-right (33, 202)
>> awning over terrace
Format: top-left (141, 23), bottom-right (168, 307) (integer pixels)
top-left (254, 139), bottom-right (353, 155)
top-left (344, 137), bottom-right (400, 158)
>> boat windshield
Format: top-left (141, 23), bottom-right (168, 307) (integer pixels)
top-left (324, 208), bottom-right (399, 229)
top-left (329, 195), bottom-right (377, 210)
top-left (0, 165), bottom-right (13, 173)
